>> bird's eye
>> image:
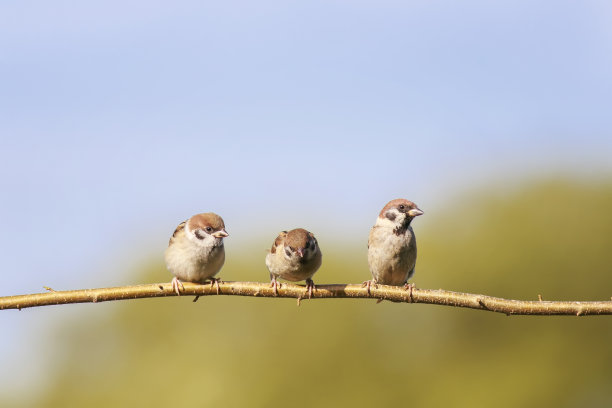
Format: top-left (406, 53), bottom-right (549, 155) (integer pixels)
top-left (304, 242), bottom-right (310, 249)
top-left (399, 205), bottom-right (405, 210)
top-left (285, 248), bottom-right (292, 257)
top-left (206, 227), bottom-right (213, 233)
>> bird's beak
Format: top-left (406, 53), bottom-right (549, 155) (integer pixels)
top-left (408, 208), bottom-right (424, 217)
top-left (213, 229), bottom-right (229, 238)
top-left (297, 248), bottom-right (304, 257)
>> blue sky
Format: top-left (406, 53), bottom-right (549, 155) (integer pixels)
top-left (1, 0), bottom-right (612, 398)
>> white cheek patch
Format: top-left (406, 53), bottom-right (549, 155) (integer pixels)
top-left (301, 242), bottom-right (318, 260)
top-left (187, 228), bottom-right (216, 247)
top-left (186, 228), bottom-right (198, 242)
top-left (376, 216), bottom-right (398, 229)
top-left (202, 235), bottom-right (218, 246)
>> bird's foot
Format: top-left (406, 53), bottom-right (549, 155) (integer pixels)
top-left (209, 277), bottom-right (221, 295)
top-left (171, 277), bottom-right (184, 296)
top-left (403, 282), bottom-right (415, 302)
top-left (305, 279), bottom-right (316, 299)
top-left (362, 280), bottom-right (377, 296)
top-left (270, 276), bottom-right (280, 296)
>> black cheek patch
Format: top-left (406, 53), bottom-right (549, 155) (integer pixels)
top-left (385, 211), bottom-right (396, 221)
top-left (194, 230), bottom-right (205, 240)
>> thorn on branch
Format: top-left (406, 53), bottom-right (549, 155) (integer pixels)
top-left (538, 294), bottom-right (543, 301)
top-left (43, 286), bottom-right (56, 292)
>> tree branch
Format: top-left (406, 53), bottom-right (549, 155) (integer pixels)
top-left (1, 281), bottom-right (611, 315)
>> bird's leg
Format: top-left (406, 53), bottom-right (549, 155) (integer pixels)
top-left (171, 277), bottom-right (184, 296)
top-left (269, 274), bottom-right (280, 296)
top-left (361, 280), bottom-right (376, 296)
top-left (305, 278), bottom-right (316, 299)
top-left (209, 277), bottom-right (221, 295)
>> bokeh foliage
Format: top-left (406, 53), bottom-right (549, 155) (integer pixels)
top-left (15, 180), bottom-right (612, 407)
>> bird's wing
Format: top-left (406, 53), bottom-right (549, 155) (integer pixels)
top-left (270, 231), bottom-right (288, 254)
top-left (168, 220), bottom-right (187, 246)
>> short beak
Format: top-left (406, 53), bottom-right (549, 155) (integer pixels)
top-left (213, 229), bottom-right (229, 238)
top-left (408, 208), bottom-right (424, 217)
top-left (297, 248), bottom-right (304, 257)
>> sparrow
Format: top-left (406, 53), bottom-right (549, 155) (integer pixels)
top-left (366, 199), bottom-right (423, 295)
top-left (265, 228), bottom-right (322, 298)
top-left (165, 213), bottom-right (229, 295)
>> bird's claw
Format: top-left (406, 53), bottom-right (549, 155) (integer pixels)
top-left (171, 277), bottom-right (184, 296)
top-left (404, 282), bottom-right (415, 302)
top-left (209, 277), bottom-right (221, 295)
top-left (362, 280), bottom-right (376, 296)
top-left (305, 279), bottom-right (316, 299)
top-left (270, 277), bottom-right (280, 296)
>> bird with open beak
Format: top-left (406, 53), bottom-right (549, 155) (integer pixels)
top-left (265, 228), bottom-right (322, 298)
top-left (165, 212), bottom-right (229, 295)
top-left (365, 199), bottom-right (424, 295)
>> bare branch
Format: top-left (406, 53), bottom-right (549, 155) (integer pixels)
top-left (1, 281), bottom-right (611, 315)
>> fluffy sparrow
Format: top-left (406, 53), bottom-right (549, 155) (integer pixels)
top-left (165, 213), bottom-right (229, 295)
top-left (265, 228), bottom-right (322, 298)
top-left (366, 199), bottom-right (423, 294)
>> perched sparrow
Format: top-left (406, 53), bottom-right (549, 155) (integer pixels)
top-left (265, 228), bottom-right (322, 298)
top-left (366, 199), bottom-right (423, 294)
top-left (165, 213), bottom-right (229, 295)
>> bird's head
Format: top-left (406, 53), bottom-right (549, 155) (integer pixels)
top-left (283, 228), bottom-right (318, 262)
top-left (186, 212), bottom-right (229, 247)
top-left (377, 198), bottom-right (423, 229)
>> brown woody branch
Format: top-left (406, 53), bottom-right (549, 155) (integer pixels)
top-left (1, 281), bottom-right (611, 315)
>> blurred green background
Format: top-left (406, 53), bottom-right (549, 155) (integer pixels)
top-left (6, 179), bottom-right (611, 407)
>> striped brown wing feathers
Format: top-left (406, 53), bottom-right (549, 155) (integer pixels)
top-left (270, 231), bottom-right (288, 254)
top-left (169, 220), bottom-right (187, 246)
